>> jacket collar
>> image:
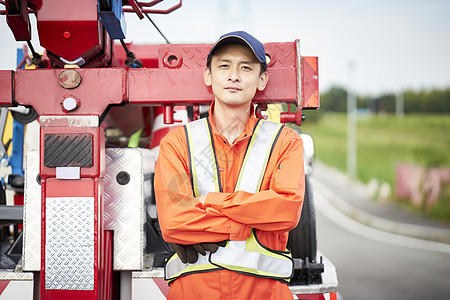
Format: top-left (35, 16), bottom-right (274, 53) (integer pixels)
top-left (207, 101), bottom-right (258, 143)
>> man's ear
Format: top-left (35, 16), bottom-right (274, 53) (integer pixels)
top-left (257, 71), bottom-right (269, 91)
top-left (204, 67), bottom-right (212, 87)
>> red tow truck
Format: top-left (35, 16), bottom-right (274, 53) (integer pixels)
top-left (0, 1), bottom-right (338, 299)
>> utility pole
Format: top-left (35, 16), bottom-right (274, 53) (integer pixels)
top-left (347, 62), bottom-right (357, 178)
top-left (396, 89), bottom-right (404, 120)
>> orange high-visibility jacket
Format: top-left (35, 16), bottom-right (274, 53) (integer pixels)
top-left (154, 105), bottom-right (305, 300)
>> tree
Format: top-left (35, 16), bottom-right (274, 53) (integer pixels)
top-left (320, 86), bottom-right (347, 112)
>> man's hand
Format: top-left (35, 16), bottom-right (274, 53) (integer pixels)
top-left (192, 241), bottom-right (227, 255)
top-left (170, 243), bottom-right (198, 264)
top-left (170, 241), bottom-right (227, 264)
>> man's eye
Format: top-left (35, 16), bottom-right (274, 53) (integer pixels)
top-left (219, 64), bottom-right (229, 68)
top-left (242, 66), bottom-right (252, 70)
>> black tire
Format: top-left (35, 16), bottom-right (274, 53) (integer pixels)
top-left (287, 175), bottom-right (317, 262)
top-left (11, 107), bottom-right (38, 124)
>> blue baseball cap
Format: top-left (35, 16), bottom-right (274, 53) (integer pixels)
top-left (208, 31), bottom-right (267, 70)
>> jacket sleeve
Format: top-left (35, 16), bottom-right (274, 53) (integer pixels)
top-left (203, 128), bottom-right (305, 233)
top-left (154, 129), bottom-right (251, 244)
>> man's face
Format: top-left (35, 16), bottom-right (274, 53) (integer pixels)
top-left (204, 43), bottom-right (268, 109)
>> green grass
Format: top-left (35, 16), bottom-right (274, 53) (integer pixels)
top-left (298, 113), bottom-right (450, 220)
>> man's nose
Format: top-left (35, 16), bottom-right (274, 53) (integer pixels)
top-left (228, 67), bottom-right (240, 82)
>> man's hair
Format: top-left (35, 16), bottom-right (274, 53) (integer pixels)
top-left (206, 45), bottom-right (267, 75)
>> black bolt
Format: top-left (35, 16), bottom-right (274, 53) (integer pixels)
top-left (116, 171), bottom-right (130, 185)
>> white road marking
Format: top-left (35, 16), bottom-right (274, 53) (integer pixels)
top-left (313, 179), bottom-right (450, 255)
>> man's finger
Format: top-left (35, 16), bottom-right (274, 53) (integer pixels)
top-left (186, 246), bottom-right (198, 263)
top-left (170, 243), bottom-right (188, 264)
top-left (192, 244), bottom-right (207, 256)
top-left (200, 243), bottom-right (219, 253)
top-left (216, 241), bottom-right (227, 248)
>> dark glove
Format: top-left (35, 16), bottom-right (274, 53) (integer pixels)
top-left (170, 243), bottom-right (198, 264)
top-left (170, 241), bottom-right (227, 264)
top-left (191, 241), bottom-right (227, 256)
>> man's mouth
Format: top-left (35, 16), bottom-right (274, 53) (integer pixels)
top-left (225, 86), bottom-right (242, 91)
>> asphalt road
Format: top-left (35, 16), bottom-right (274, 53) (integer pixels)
top-left (314, 187), bottom-right (450, 300)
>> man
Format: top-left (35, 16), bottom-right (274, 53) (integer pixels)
top-left (154, 31), bottom-right (305, 299)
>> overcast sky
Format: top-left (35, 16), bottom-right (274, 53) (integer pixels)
top-left (1, 0), bottom-right (449, 96)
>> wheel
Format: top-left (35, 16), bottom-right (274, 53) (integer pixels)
top-left (11, 107), bottom-right (38, 124)
top-left (287, 175), bottom-right (317, 262)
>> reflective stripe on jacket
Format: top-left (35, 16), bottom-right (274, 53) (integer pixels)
top-left (164, 118), bottom-right (294, 283)
top-left (154, 103), bottom-right (305, 300)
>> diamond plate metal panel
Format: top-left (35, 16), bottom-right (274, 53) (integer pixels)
top-left (104, 148), bottom-right (156, 270)
top-left (24, 148), bottom-right (155, 274)
top-left (23, 150), bottom-right (41, 272)
top-left (264, 42), bottom-right (296, 67)
top-left (45, 197), bottom-right (94, 290)
top-left (132, 269), bottom-right (164, 278)
top-left (158, 45), bottom-right (209, 69)
top-left (0, 271), bottom-right (34, 280)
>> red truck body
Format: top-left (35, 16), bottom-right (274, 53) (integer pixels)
top-left (0, 1), bottom-right (337, 299)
